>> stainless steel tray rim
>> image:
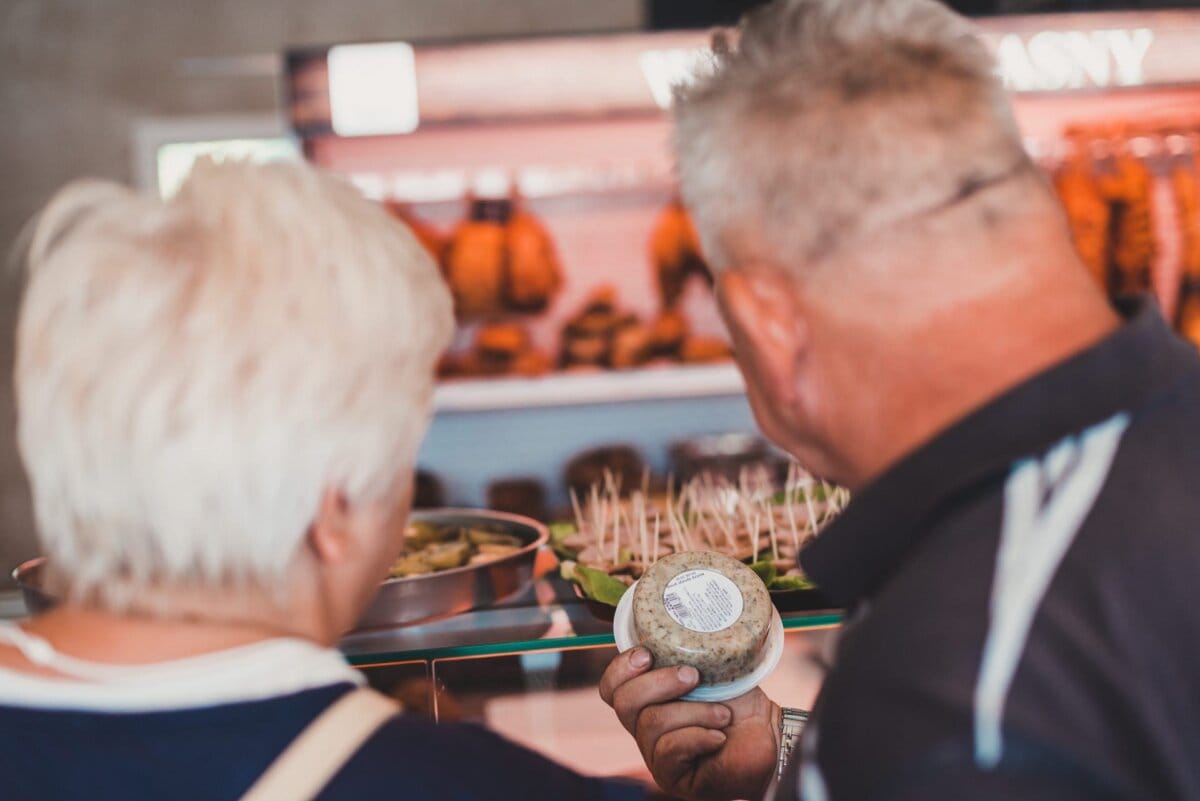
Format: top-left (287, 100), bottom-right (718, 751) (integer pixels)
top-left (379, 507), bottom-right (548, 586)
top-left (12, 509), bottom-right (551, 629)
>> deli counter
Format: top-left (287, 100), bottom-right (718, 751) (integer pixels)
top-left (286, 8), bottom-right (1200, 779)
top-left (9, 5), bottom-right (1200, 788)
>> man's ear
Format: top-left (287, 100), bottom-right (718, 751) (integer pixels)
top-left (717, 267), bottom-right (808, 406)
top-left (308, 486), bottom-right (355, 564)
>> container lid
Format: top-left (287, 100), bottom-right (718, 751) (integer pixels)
top-left (613, 578), bottom-right (785, 703)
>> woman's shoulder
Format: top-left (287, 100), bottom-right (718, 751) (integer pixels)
top-left (0, 682), bottom-right (644, 801)
top-left (329, 711), bottom-right (645, 801)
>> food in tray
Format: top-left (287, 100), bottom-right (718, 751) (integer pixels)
top-left (475, 323), bottom-right (551, 376)
top-left (648, 310), bottom-right (687, 358)
top-left (680, 335), bottom-right (731, 364)
top-left (1054, 149), bottom-right (1111, 290)
top-left (477, 322), bottom-right (529, 355)
top-left (632, 551), bottom-right (772, 684)
top-left (556, 464), bottom-right (850, 606)
top-left (1053, 129), bottom-right (1158, 299)
top-left (562, 331), bottom-right (611, 366)
top-left (505, 210), bottom-right (564, 312)
top-left (558, 289), bottom-right (730, 371)
top-left (1171, 154), bottom-right (1200, 348)
top-left (1050, 122), bottom-right (1200, 346)
top-left (564, 444), bottom-right (646, 498)
top-left (1173, 154), bottom-right (1200, 284)
top-left (610, 322), bottom-right (654, 369)
top-left (444, 195), bottom-right (563, 319)
top-left (414, 469), bottom-right (445, 509)
top-left (445, 200), bottom-right (509, 318)
top-left (651, 197), bottom-right (711, 309)
top-left (668, 433), bottom-right (777, 484)
top-left (388, 520), bottom-right (525, 578)
top-left (1102, 152), bottom-right (1157, 296)
top-left (440, 322), bottom-right (552, 379)
top-left (559, 288), bottom-right (631, 369)
top-left (487, 477), bottom-right (548, 522)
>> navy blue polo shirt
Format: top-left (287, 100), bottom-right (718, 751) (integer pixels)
top-left (0, 636), bottom-right (644, 801)
top-left (778, 298), bottom-right (1200, 800)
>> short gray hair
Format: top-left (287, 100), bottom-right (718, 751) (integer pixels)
top-left (675, 0), bottom-right (1029, 271)
top-left (16, 159), bottom-right (454, 611)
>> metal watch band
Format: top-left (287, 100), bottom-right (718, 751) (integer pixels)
top-left (776, 707), bottom-right (810, 779)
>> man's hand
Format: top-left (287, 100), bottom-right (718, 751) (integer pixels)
top-left (599, 647), bottom-right (781, 801)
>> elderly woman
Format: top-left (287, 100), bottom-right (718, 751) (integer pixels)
top-left (0, 161), bottom-right (640, 801)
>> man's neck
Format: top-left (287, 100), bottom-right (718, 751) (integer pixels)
top-left (839, 278), bottom-right (1122, 489)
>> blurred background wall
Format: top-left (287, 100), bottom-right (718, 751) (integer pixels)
top-left (0, 0), bottom-right (643, 585)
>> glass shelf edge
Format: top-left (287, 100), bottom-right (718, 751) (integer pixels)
top-left (344, 611), bottom-right (843, 667)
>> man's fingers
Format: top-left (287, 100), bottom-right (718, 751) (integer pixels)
top-left (610, 665), bottom-right (702, 734)
top-left (599, 647), bottom-right (653, 707)
top-left (651, 726), bottom-right (728, 791)
top-left (636, 702), bottom-right (731, 764)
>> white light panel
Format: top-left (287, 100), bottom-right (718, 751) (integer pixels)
top-left (328, 42), bottom-right (420, 137)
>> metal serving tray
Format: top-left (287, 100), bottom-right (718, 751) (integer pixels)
top-left (11, 508), bottom-right (550, 631)
top-left (355, 508), bottom-right (548, 631)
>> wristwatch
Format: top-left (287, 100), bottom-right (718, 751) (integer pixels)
top-left (776, 707), bottom-right (810, 779)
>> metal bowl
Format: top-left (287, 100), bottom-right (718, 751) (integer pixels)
top-left (354, 508), bottom-right (548, 631)
top-left (9, 508), bottom-right (549, 630)
top-left (12, 557), bottom-right (54, 615)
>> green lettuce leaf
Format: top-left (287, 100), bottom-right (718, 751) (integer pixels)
top-left (771, 484), bottom-right (830, 506)
top-left (575, 564), bottom-right (630, 607)
top-left (748, 559), bottom-right (778, 586)
top-left (548, 521), bottom-right (578, 559)
top-left (768, 575), bottom-right (816, 592)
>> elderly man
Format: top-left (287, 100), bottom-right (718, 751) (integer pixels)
top-left (0, 161), bottom-right (641, 801)
top-left (601, 1), bottom-right (1200, 800)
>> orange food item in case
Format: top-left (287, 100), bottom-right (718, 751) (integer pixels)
top-left (505, 211), bottom-right (563, 313)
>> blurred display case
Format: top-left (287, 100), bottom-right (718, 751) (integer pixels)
top-left (44, 6), bottom-right (1192, 786)
top-left (285, 29), bottom-right (759, 513)
top-left (279, 10), bottom-right (1200, 513)
top-left (275, 13), bottom-right (1200, 777)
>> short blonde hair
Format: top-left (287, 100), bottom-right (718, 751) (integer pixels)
top-left (15, 159), bottom-right (453, 611)
top-left (675, 0), bottom-right (1030, 271)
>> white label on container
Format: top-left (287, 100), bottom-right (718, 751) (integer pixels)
top-left (663, 569), bottom-right (743, 633)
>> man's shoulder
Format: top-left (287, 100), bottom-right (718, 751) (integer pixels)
top-left (1080, 368), bottom-right (1200, 558)
top-left (810, 368), bottom-right (1200, 801)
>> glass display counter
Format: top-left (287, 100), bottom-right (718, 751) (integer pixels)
top-left (341, 551), bottom-right (841, 667)
top-left (0, 556), bottom-right (840, 783)
top-left (342, 567), bottom-right (841, 782)
top-left (342, 574), bottom-right (840, 668)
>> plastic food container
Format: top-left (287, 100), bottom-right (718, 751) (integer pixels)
top-left (613, 554), bottom-right (785, 702)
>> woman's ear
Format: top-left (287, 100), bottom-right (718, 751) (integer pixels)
top-left (308, 486), bottom-right (355, 564)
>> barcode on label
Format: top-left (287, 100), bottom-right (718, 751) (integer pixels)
top-left (665, 596), bottom-right (690, 619)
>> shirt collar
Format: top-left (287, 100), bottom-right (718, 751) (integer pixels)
top-left (799, 297), bottom-right (1200, 607)
top-left (0, 627), bottom-right (363, 712)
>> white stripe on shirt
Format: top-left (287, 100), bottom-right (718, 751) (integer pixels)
top-left (973, 412), bottom-right (1130, 768)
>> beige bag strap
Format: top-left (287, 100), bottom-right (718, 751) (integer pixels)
top-left (239, 688), bottom-right (400, 801)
